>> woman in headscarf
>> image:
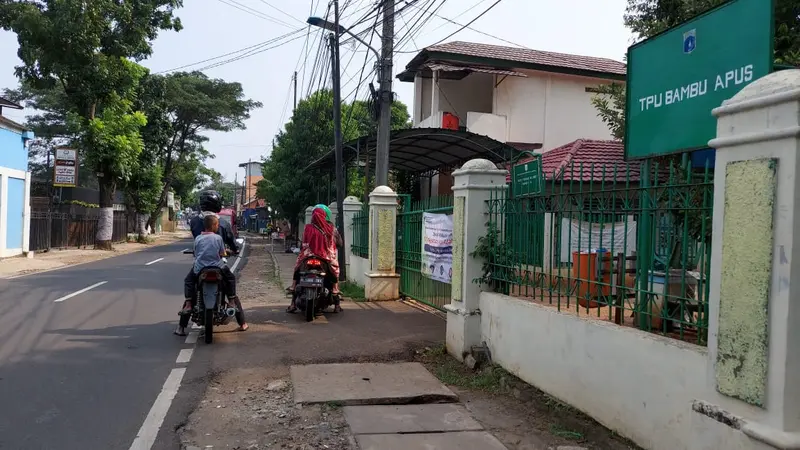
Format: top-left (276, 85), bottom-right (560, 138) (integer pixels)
top-left (286, 205), bottom-right (343, 313)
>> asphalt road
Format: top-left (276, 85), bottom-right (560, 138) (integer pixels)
top-left (0, 238), bottom-right (242, 450)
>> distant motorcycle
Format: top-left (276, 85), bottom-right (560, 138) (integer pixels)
top-left (184, 237), bottom-right (244, 343)
top-left (294, 255), bottom-right (335, 322)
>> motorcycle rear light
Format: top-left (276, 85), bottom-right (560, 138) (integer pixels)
top-left (307, 258), bottom-right (322, 266)
top-left (202, 272), bottom-right (219, 281)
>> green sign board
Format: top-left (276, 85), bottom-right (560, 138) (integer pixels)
top-left (512, 156), bottom-right (543, 197)
top-left (624, 0), bottom-right (774, 160)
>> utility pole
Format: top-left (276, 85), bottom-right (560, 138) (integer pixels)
top-left (292, 71), bottom-right (298, 111)
top-left (375, 0), bottom-right (394, 187)
top-left (330, 0), bottom-right (347, 281)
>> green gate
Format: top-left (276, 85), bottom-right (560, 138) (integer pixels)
top-left (396, 195), bottom-right (454, 310)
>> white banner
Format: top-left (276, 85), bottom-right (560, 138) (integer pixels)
top-left (560, 218), bottom-right (637, 263)
top-left (421, 212), bottom-right (454, 284)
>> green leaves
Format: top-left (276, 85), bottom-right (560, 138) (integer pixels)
top-left (260, 89), bottom-right (412, 222)
top-left (82, 93), bottom-right (147, 183)
top-left (595, 0), bottom-right (800, 141)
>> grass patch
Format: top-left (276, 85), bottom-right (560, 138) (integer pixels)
top-left (340, 281), bottom-right (365, 301)
top-left (324, 400), bottom-right (344, 409)
top-left (419, 345), bottom-right (508, 393)
top-left (550, 425), bottom-right (585, 441)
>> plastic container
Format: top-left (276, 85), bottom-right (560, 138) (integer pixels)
top-left (572, 250), bottom-right (612, 307)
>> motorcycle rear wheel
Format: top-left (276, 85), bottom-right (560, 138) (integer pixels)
top-left (204, 308), bottom-right (214, 343)
top-left (305, 292), bottom-right (315, 322)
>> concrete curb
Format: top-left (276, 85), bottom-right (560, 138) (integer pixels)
top-left (266, 246), bottom-right (287, 291)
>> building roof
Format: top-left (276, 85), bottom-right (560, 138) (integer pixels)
top-left (399, 41), bottom-right (626, 82)
top-left (306, 127), bottom-right (522, 175)
top-left (522, 139), bottom-right (640, 182)
top-left (0, 96), bottom-right (22, 110)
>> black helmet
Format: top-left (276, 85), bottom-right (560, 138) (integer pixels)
top-left (199, 190), bottom-right (222, 213)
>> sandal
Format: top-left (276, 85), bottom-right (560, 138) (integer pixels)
top-left (286, 305), bottom-right (298, 314)
top-left (238, 324), bottom-right (249, 331)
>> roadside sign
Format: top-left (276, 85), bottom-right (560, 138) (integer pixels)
top-left (624, 0), bottom-right (774, 159)
top-left (511, 154), bottom-right (543, 197)
top-left (53, 148), bottom-right (78, 187)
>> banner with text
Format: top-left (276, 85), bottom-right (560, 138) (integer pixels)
top-left (422, 212), bottom-right (453, 284)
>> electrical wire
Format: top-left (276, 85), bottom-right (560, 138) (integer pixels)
top-left (214, 0), bottom-right (296, 28)
top-left (155, 28), bottom-right (306, 74)
top-left (398, 0), bottom-right (505, 53)
top-left (195, 32), bottom-right (308, 72)
top-left (254, 0), bottom-right (308, 25)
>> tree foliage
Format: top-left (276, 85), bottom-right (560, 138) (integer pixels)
top-left (0, 0), bottom-right (183, 248)
top-left (258, 89), bottom-right (411, 224)
top-left (593, 0), bottom-right (800, 140)
top-left (144, 71), bottom-right (261, 229)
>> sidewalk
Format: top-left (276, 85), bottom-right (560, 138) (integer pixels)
top-left (0, 231), bottom-right (190, 278)
top-left (175, 239), bottom-right (636, 450)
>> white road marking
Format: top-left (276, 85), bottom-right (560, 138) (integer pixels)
top-left (144, 258), bottom-right (164, 266)
top-left (180, 248), bottom-right (190, 253)
top-left (175, 348), bottom-right (193, 364)
top-left (53, 281), bottom-right (108, 303)
top-left (128, 367), bottom-right (186, 450)
top-left (230, 239), bottom-right (246, 273)
top-left (184, 332), bottom-right (198, 345)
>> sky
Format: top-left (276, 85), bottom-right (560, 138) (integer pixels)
top-left (0, 0), bottom-right (634, 183)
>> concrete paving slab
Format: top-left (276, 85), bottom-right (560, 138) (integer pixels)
top-left (356, 431), bottom-right (508, 450)
top-left (343, 404), bottom-right (483, 434)
top-left (290, 362), bottom-right (458, 405)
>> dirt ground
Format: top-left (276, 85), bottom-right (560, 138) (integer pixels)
top-left (0, 230), bottom-right (190, 278)
top-left (177, 239), bottom-right (641, 450)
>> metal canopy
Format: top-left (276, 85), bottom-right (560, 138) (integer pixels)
top-left (305, 127), bottom-right (522, 175)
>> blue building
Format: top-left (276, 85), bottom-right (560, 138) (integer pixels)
top-left (0, 97), bottom-right (33, 257)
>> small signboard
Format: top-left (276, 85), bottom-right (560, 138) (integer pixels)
top-left (53, 148), bottom-right (78, 187)
top-left (511, 156), bottom-right (543, 197)
top-left (624, 0), bottom-right (774, 159)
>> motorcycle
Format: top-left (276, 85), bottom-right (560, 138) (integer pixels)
top-left (294, 255), bottom-right (336, 322)
top-left (184, 237), bottom-right (244, 344)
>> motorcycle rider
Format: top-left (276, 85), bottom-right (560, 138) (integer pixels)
top-left (286, 204), bottom-right (343, 314)
top-left (174, 190), bottom-right (246, 336)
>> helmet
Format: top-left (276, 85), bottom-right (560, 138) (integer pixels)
top-left (314, 204), bottom-right (333, 223)
top-left (199, 190), bottom-right (223, 213)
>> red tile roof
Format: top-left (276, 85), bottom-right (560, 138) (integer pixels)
top-left (425, 41), bottom-right (627, 77)
top-left (517, 139), bottom-right (640, 182)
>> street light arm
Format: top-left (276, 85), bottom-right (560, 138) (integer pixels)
top-left (307, 16), bottom-right (380, 61)
top-left (342, 29), bottom-right (381, 62)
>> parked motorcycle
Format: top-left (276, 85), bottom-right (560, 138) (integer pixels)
top-left (184, 238), bottom-right (244, 343)
top-left (294, 256), bottom-right (335, 322)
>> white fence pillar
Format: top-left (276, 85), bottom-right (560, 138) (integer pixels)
top-left (701, 70), bottom-right (800, 448)
top-left (342, 196), bottom-right (363, 279)
top-left (445, 159), bottom-right (507, 361)
top-left (364, 186), bottom-right (399, 301)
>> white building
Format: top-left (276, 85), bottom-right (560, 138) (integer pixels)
top-left (398, 41), bottom-right (625, 196)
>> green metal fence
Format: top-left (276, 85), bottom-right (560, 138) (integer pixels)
top-left (396, 195), bottom-right (454, 310)
top-left (482, 158), bottom-right (713, 345)
top-left (351, 207), bottom-right (369, 258)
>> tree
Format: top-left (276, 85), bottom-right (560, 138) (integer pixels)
top-left (145, 71), bottom-right (261, 230)
top-left (592, 0), bottom-right (800, 141)
top-left (258, 89), bottom-right (411, 229)
top-left (0, 0), bottom-right (183, 249)
top-left (125, 74), bottom-right (170, 241)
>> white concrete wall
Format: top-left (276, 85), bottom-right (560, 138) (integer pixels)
top-left (480, 292), bottom-right (769, 450)
top-left (348, 254), bottom-right (368, 287)
top-left (466, 112), bottom-right (507, 142)
top-left (436, 72), bottom-right (494, 124)
top-left (416, 112), bottom-right (442, 129)
top-left (493, 70), bottom-right (614, 149)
